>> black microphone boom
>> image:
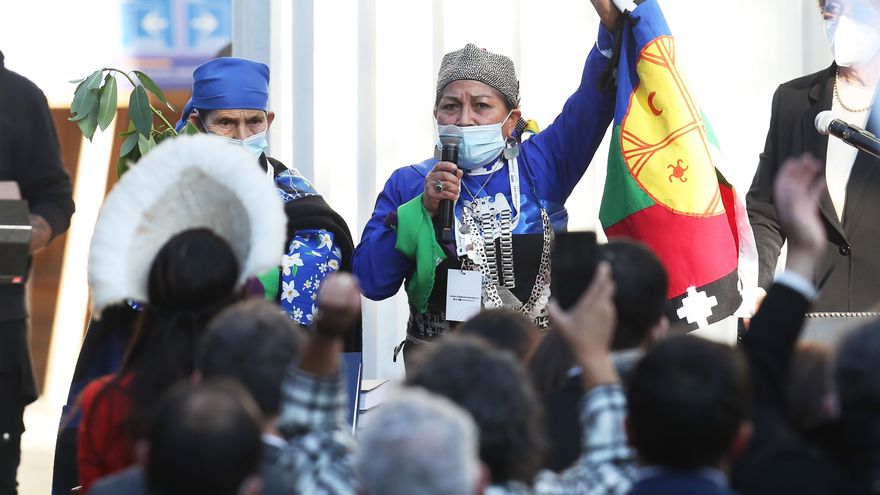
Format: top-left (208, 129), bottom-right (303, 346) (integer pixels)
top-left (815, 111), bottom-right (880, 159)
top-left (438, 126), bottom-right (462, 243)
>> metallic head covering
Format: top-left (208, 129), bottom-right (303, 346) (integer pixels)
top-left (435, 43), bottom-right (520, 109)
top-left (175, 57), bottom-right (270, 132)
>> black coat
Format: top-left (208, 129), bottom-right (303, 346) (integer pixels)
top-left (732, 283), bottom-right (877, 495)
top-left (0, 51), bottom-right (75, 319)
top-left (747, 65), bottom-right (880, 311)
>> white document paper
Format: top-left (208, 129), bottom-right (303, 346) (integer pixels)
top-left (445, 269), bottom-right (483, 322)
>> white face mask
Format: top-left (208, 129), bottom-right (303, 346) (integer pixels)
top-left (437, 111), bottom-right (514, 170)
top-left (220, 130), bottom-right (269, 158)
top-left (825, 15), bottom-right (880, 68)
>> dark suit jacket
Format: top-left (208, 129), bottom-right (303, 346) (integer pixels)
top-left (732, 283), bottom-right (871, 495)
top-left (747, 65), bottom-right (880, 311)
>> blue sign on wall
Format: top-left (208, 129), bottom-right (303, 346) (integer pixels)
top-left (122, 0), bottom-right (174, 51)
top-left (120, 0), bottom-right (232, 88)
top-left (186, 0), bottom-right (232, 51)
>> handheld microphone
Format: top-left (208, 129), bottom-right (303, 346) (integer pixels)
top-left (437, 126), bottom-right (462, 243)
top-left (815, 110), bottom-right (880, 159)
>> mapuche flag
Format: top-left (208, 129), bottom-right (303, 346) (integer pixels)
top-left (599, 0), bottom-right (757, 331)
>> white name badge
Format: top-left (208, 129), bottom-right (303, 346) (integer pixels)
top-left (446, 269), bottom-right (483, 322)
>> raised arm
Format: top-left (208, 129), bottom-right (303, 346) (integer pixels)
top-left (521, 23), bottom-right (616, 205)
top-left (276, 273), bottom-right (362, 493)
top-left (536, 263), bottom-right (637, 494)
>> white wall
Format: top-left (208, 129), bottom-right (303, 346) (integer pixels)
top-left (1, 0), bottom-right (833, 382)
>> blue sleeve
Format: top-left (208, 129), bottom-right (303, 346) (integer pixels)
top-left (520, 24), bottom-right (615, 205)
top-left (279, 230), bottom-right (343, 325)
top-left (352, 169), bottom-right (417, 301)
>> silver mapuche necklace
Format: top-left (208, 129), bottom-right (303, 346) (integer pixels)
top-left (458, 168), bottom-right (499, 235)
top-left (460, 202), bottom-right (553, 329)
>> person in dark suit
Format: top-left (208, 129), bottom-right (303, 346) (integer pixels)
top-left (735, 154), bottom-right (880, 494)
top-left (748, 0), bottom-right (880, 311)
top-left (0, 50), bottom-right (75, 495)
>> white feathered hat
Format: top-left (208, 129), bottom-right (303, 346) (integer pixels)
top-left (88, 134), bottom-right (286, 312)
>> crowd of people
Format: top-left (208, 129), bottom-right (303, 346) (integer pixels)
top-left (2, 0), bottom-right (880, 493)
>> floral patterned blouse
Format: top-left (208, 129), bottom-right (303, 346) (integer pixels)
top-left (274, 169), bottom-right (342, 326)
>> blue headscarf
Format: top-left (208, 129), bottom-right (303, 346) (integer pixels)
top-left (175, 57), bottom-right (270, 132)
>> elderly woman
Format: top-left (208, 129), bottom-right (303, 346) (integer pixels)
top-left (748, 0), bottom-right (880, 311)
top-left (176, 57), bottom-right (357, 338)
top-left (354, 1), bottom-right (621, 360)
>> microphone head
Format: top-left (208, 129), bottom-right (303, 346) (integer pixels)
top-left (815, 110), bottom-right (835, 135)
top-left (438, 125), bottom-right (463, 148)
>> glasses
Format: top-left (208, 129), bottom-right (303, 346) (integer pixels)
top-left (821, 0), bottom-right (880, 21)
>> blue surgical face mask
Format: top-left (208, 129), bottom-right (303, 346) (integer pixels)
top-left (220, 130), bottom-right (269, 158)
top-left (438, 111), bottom-right (514, 170)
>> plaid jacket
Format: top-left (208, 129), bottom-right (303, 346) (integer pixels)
top-left (486, 385), bottom-right (637, 495)
top-left (276, 367), bottom-right (358, 494)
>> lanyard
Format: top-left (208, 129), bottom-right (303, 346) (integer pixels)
top-left (454, 156), bottom-right (522, 256)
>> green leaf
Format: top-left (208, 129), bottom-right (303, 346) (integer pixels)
top-left (69, 77), bottom-right (87, 84)
top-left (85, 70), bottom-right (103, 90)
top-left (70, 81), bottom-right (88, 116)
top-left (133, 70), bottom-right (174, 111)
top-left (70, 80), bottom-right (99, 122)
top-left (129, 86), bottom-right (153, 138)
top-left (97, 75), bottom-right (118, 131)
top-left (119, 121), bottom-right (138, 137)
top-left (117, 154), bottom-right (130, 178)
top-left (180, 121), bottom-right (200, 135)
top-left (77, 112), bottom-right (99, 141)
top-left (117, 148), bottom-right (141, 178)
top-left (120, 131), bottom-right (138, 157)
top-left (137, 133), bottom-right (156, 156)
top-left (152, 128), bottom-right (177, 145)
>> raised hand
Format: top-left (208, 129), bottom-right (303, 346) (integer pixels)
top-left (548, 261), bottom-right (619, 388)
top-left (422, 161), bottom-right (463, 217)
top-left (774, 154), bottom-right (826, 278)
top-left (590, 0), bottom-right (624, 30)
top-left (314, 273), bottom-right (362, 338)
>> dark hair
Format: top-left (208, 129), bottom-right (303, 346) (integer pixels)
top-left (788, 342), bottom-right (835, 431)
top-left (86, 228), bottom-right (240, 453)
top-left (836, 320), bottom-right (880, 412)
top-left (528, 330), bottom-right (575, 395)
top-left (627, 335), bottom-right (748, 469)
top-left (199, 298), bottom-right (304, 417)
top-left (145, 380), bottom-right (263, 495)
top-left (406, 336), bottom-right (545, 484)
top-left (458, 308), bottom-right (538, 361)
top-left (832, 320), bottom-right (880, 481)
top-left (599, 240), bottom-right (667, 350)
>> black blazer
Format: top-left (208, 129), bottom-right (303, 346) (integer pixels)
top-left (747, 65), bottom-right (880, 311)
top-left (732, 282), bottom-right (874, 495)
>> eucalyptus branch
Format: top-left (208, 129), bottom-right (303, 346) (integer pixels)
top-left (104, 68), bottom-right (139, 89)
top-left (150, 104), bottom-right (175, 131)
